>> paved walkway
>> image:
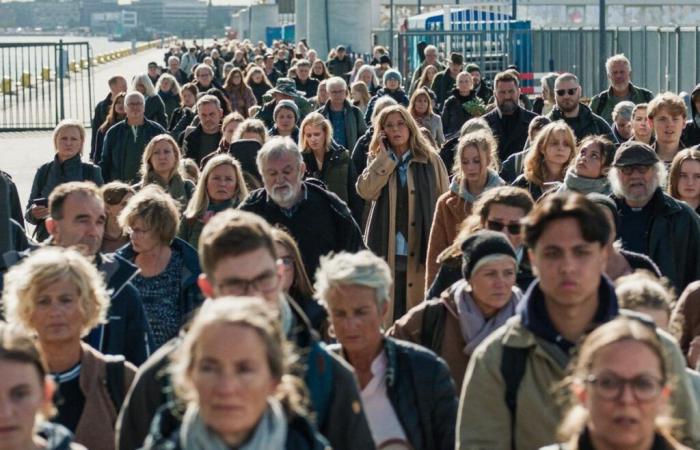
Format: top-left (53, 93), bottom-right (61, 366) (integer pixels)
top-left (1, 46), bottom-right (170, 213)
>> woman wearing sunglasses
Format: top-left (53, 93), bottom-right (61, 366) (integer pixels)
top-left (540, 316), bottom-right (691, 450)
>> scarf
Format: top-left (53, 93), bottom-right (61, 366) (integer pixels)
top-left (563, 169), bottom-right (610, 195)
top-left (450, 169), bottom-right (505, 204)
top-left (453, 279), bottom-right (519, 355)
top-left (179, 399), bottom-right (288, 450)
top-left (146, 171), bottom-right (188, 203)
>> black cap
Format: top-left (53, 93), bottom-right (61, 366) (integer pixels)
top-left (461, 230), bottom-right (516, 280)
top-left (466, 63), bottom-right (481, 73)
top-left (612, 141), bottom-right (659, 167)
top-left (450, 52), bottom-right (464, 65)
top-left (379, 54), bottom-right (392, 65)
top-left (148, 61), bottom-right (158, 68)
top-left (337, 45), bottom-right (346, 52)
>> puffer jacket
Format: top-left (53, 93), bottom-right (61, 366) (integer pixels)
top-left (548, 103), bottom-right (617, 143)
top-left (329, 337), bottom-right (457, 450)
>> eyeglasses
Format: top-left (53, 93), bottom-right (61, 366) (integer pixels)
top-left (585, 373), bottom-right (665, 402)
top-left (619, 165), bottom-right (652, 175)
top-left (216, 271), bottom-right (279, 295)
top-left (486, 220), bottom-right (521, 235)
top-left (556, 88), bottom-right (578, 97)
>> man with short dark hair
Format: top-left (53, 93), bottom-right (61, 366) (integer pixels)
top-left (609, 141), bottom-right (700, 291)
top-left (264, 53), bottom-right (282, 85)
top-left (182, 95), bottom-right (224, 166)
top-left (457, 191), bottom-right (700, 449)
top-left (293, 59), bottom-right (319, 98)
top-left (466, 63), bottom-right (493, 104)
top-left (482, 71), bottom-right (538, 161)
top-left (146, 61), bottom-right (160, 86)
top-left (90, 75), bottom-right (127, 161)
top-left (431, 52), bottom-right (463, 110)
top-left (115, 209), bottom-right (375, 450)
top-left (327, 45), bottom-right (353, 78)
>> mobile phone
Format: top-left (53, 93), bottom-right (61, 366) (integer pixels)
top-left (382, 136), bottom-right (391, 152)
top-left (33, 197), bottom-right (48, 207)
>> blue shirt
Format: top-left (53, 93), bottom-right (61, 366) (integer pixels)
top-left (390, 151), bottom-right (412, 256)
top-left (328, 109), bottom-right (347, 147)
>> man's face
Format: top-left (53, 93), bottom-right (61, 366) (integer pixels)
top-left (262, 153), bottom-right (304, 209)
top-left (168, 59), bottom-right (180, 72)
top-left (449, 62), bottom-right (462, 75)
top-left (608, 62), bottom-right (630, 88)
top-left (198, 103), bottom-right (223, 134)
top-left (337, 50), bottom-right (346, 60)
top-left (528, 217), bottom-right (608, 311)
top-left (495, 80), bottom-right (520, 115)
top-left (296, 65), bottom-right (310, 81)
top-left (148, 66), bottom-right (158, 78)
top-left (554, 79), bottom-right (581, 114)
top-left (48, 193), bottom-right (105, 257)
top-left (614, 116), bottom-right (633, 140)
top-left (328, 84), bottom-right (347, 104)
top-left (469, 70), bottom-right (482, 87)
top-left (196, 69), bottom-right (212, 88)
top-left (616, 164), bottom-right (658, 205)
top-left (424, 49), bottom-right (438, 65)
top-left (651, 108), bottom-right (685, 147)
top-left (125, 97), bottom-right (145, 121)
top-left (110, 78), bottom-right (127, 97)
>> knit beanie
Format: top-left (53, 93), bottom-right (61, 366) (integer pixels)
top-left (461, 230), bottom-right (517, 279)
top-left (274, 99), bottom-right (299, 122)
top-left (383, 69), bottom-right (402, 86)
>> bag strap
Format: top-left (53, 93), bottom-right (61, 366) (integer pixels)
top-left (104, 355), bottom-right (126, 413)
top-left (500, 345), bottom-right (530, 450)
top-left (419, 300), bottom-right (447, 355)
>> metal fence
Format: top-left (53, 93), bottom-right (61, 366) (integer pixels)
top-left (398, 26), bottom-right (700, 98)
top-left (0, 41), bottom-right (94, 131)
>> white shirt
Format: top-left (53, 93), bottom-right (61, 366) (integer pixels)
top-left (360, 350), bottom-right (408, 447)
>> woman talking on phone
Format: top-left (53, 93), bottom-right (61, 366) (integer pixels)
top-left (357, 105), bottom-right (449, 327)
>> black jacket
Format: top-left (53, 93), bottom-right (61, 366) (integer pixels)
top-left (364, 87), bottom-right (410, 125)
top-left (483, 106), bottom-right (538, 162)
top-left (547, 103), bottom-right (617, 144)
top-left (1, 170), bottom-right (24, 229)
top-left (431, 69), bottom-right (457, 110)
top-left (91, 93), bottom-right (113, 161)
top-left (100, 119), bottom-right (166, 183)
top-left (181, 124), bottom-right (222, 167)
top-left (500, 148), bottom-right (529, 183)
top-left (295, 76), bottom-right (320, 98)
top-left (441, 88), bottom-right (476, 136)
top-left (239, 181), bottom-right (365, 281)
top-left (145, 94), bottom-right (168, 129)
top-left (682, 83), bottom-right (700, 147)
top-left (512, 174), bottom-right (559, 201)
top-left (250, 80), bottom-right (272, 105)
top-left (351, 125), bottom-right (374, 176)
top-left (330, 337), bottom-right (458, 450)
top-left (473, 81), bottom-right (493, 105)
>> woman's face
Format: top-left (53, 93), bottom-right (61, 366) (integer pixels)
top-left (359, 71), bottom-right (372, 86)
top-left (274, 242), bottom-right (295, 293)
top-left (484, 204), bottom-right (527, 248)
top-left (414, 95), bottom-right (430, 115)
top-left (580, 340), bottom-right (667, 450)
top-left (105, 193), bottom-right (133, 222)
top-left (182, 90), bottom-right (196, 108)
top-left (29, 278), bottom-right (84, 344)
top-left (677, 160), bottom-right (700, 203)
top-left (128, 217), bottom-right (162, 254)
top-left (575, 142), bottom-right (604, 179)
top-left (206, 164), bottom-right (238, 203)
top-left (303, 124), bottom-right (326, 153)
top-left (469, 258), bottom-right (517, 317)
top-left (424, 66), bottom-right (438, 83)
top-left (232, 73), bottom-right (242, 85)
top-left (150, 141), bottom-right (178, 176)
top-left (222, 121), bottom-right (239, 144)
top-left (457, 74), bottom-right (473, 95)
top-left (461, 145), bottom-right (487, 185)
top-left (632, 108), bottom-right (652, 140)
top-left (56, 126), bottom-right (83, 161)
top-left (326, 284), bottom-right (385, 354)
top-left (312, 61), bottom-right (324, 75)
top-left (190, 323), bottom-right (279, 447)
top-left (0, 360), bottom-right (48, 450)
top-left (543, 130), bottom-right (573, 167)
top-left (115, 98), bottom-right (125, 115)
top-left (383, 112), bottom-right (410, 149)
top-left (159, 78), bottom-right (172, 93)
top-left (135, 82), bottom-right (146, 95)
top-left (251, 72), bottom-right (263, 84)
top-left (275, 109), bottom-right (296, 134)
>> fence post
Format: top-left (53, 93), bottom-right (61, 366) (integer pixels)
top-left (57, 40), bottom-right (66, 122)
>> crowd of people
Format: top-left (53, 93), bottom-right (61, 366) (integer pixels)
top-left (1, 36), bottom-right (700, 450)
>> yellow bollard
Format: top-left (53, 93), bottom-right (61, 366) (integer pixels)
top-left (81, 59), bottom-right (88, 69)
top-left (2, 77), bottom-right (12, 94)
top-left (42, 67), bottom-right (51, 81)
top-left (21, 71), bottom-right (31, 88)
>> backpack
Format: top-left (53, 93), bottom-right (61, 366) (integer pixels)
top-left (104, 355), bottom-right (127, 413)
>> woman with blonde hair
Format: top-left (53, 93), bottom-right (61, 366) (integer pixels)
top-left (142, 298), bottom-right (328, 449)
top-left (513, 121), bottom-right (576, 200)
top-left (357, 105), bottom-right (449, 324)
top-left (2, 247), bottom-right (136, 450)
top-left (179, 154), bottom-right (249, 249)
top-left (668, 148), bottom-right (700, 214)
top-left (155, 73), bottom-right (181, 123)
top-left (408, 87), bottom-right (445, 147)
top-left (136, 133), bottom-right (194, 209)
top-left (25, 119), bottom-right (103, 241)
top-left (541, 316), bottom-right (691, 450)
top-left (350, 81), bottom-right (371, 114)
top-left (132, 72), bottom-right (167, 128)
top-left (299, 112), bottom-right (363, 222)
top-left (425, 129), bottom-right (505, 286)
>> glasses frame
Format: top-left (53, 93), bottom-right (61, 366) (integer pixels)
top-left (486, 220), bottom-right (522, 235)
top-left (585, 373), bottom-right (666, 403)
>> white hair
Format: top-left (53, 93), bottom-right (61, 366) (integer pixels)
top-left (196, 94), bottom-right (221, 111)
top-left (314, 250), bottom-right (392, 310)
top-left (424, 45), bottom-right (438, 55)
top-left (132, 73), bottom-right (156, 97)
top-left (608, 161), bottom-right (667, 199)
top-left (155, 73), bottom-right (180, 96)
top-left (168, 55), bottom-right (180, 65)
top-left (327, 76), bottom-right (347, 91)
top-left (612, 101), bottom-right (635, 122)
top-left (356, 65), bottom-right (380, 87)
top-left (256, 136), bottom-right (303, 174)
top-left (124, 90), bottom-right (145, 105)
top-left (606, 53), bottom-right (631, 75)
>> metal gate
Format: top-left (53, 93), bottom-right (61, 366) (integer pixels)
top-left (0, 40), bottom-right (94, 131)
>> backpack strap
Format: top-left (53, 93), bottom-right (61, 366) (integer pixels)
top-left (419, 300), bottom-right (447, 355)
top-left (500, 345), bottom-right (531, 450)
top-left (104, 355), bottom-right (126, 413)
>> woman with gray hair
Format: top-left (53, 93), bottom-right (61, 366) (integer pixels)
top-left (155, 73), bottom-right (181, 123)
top-left (612, 100), bottom-right (635, 142)
top-left (132, 73), bottom-right (168, 128)
top-left (533, 72), bottom-right (558, 115)
top-left (317, 250), bottom-right (457, 450)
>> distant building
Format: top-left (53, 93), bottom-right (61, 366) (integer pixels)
top-left (131, 0), bottom-right (208, 35)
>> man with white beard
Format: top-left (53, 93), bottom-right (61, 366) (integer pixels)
top-left (239, 136), bottom-right (365, 280)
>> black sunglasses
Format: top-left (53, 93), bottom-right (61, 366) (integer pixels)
top-left (556, 88), bottom-right (577, 97)
top-left (487, 220), bottom-right (521, 235)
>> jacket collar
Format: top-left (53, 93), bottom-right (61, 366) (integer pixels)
top-left (612, 187), bottom-right (682, 217)
top-left (550, 102), bottom-right (593, 121)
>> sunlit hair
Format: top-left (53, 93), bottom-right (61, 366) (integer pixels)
top-left (453, 129), bottom-right (500, 176)
top-left (233, 117), bottom-right (268, 144)
top-left (370, 96), bottom-right (398, 127)
top-left (244, 65), bottom-right (273, 89)
top-left (460, 117), bottom-right (491, 138)
top-left (256, 136), bottom-right (303, 175)
top-left (311, 59), bottom-right (331, 80)
top-left (221, 112), bottom-right (245, 135)
top-left (2, 247), bottom-right (109, 337)
top-left (171, 297), bottom-right (308, 415)
top-left (350, 81), bottom-right (371, 107)
top-left (272, 228), bottom-right (314, 300)
top-left (648, 92), bottom-right (687, 120)
top-left (315, 250), bottom-right (392, 310)
top-left (408, 88), bottom-right (434, 119)
top-left (417, 64), bottom-right (439, 89)
top-left (668, 148), bottom-right (700, 200)
top-left (369, 105), bottom-right (435, 159)
top-left (523, 121), bottom-right (576, 186)
top-left (155, 73), bottom-right (180, 96)
top-left (605, 53), bottom-right (631, 74)
top-left (52, 119), bottom-right (86, 154)
top-left (299, 112), bottom-right (333, 152)
top-left (179, 82), bottom-right (198, 107)
top-left (100, 181), bottom-right (135, 206)
top-left (355, 65), bottom-right (378, 87)
top-left (132, 72), bottom-right (156, 97)
top-left (223, 67), bottom-right (250, 94)
top-left (615, 271), bottom-right (675, 320)
top-left (184, 154), bottom-right (248, 220)
top-left (118, 184), bottom-right (180, 245)
top-left (139, 134), bottom-right (183, 183)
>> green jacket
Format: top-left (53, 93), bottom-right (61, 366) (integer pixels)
top-left (589, 83), bottom-right (654, 125)
top-left (100, 119), bottom-right (166, 183)
top-left (317, 99), bottom-right (367, 151)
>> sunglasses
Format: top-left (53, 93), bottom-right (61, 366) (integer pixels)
top-left (619, 165), bottom-right (652, 175)
top-left (487, 220), bottom-right (522, 235)
top-left (556, 88), bottom-right (577, 97)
